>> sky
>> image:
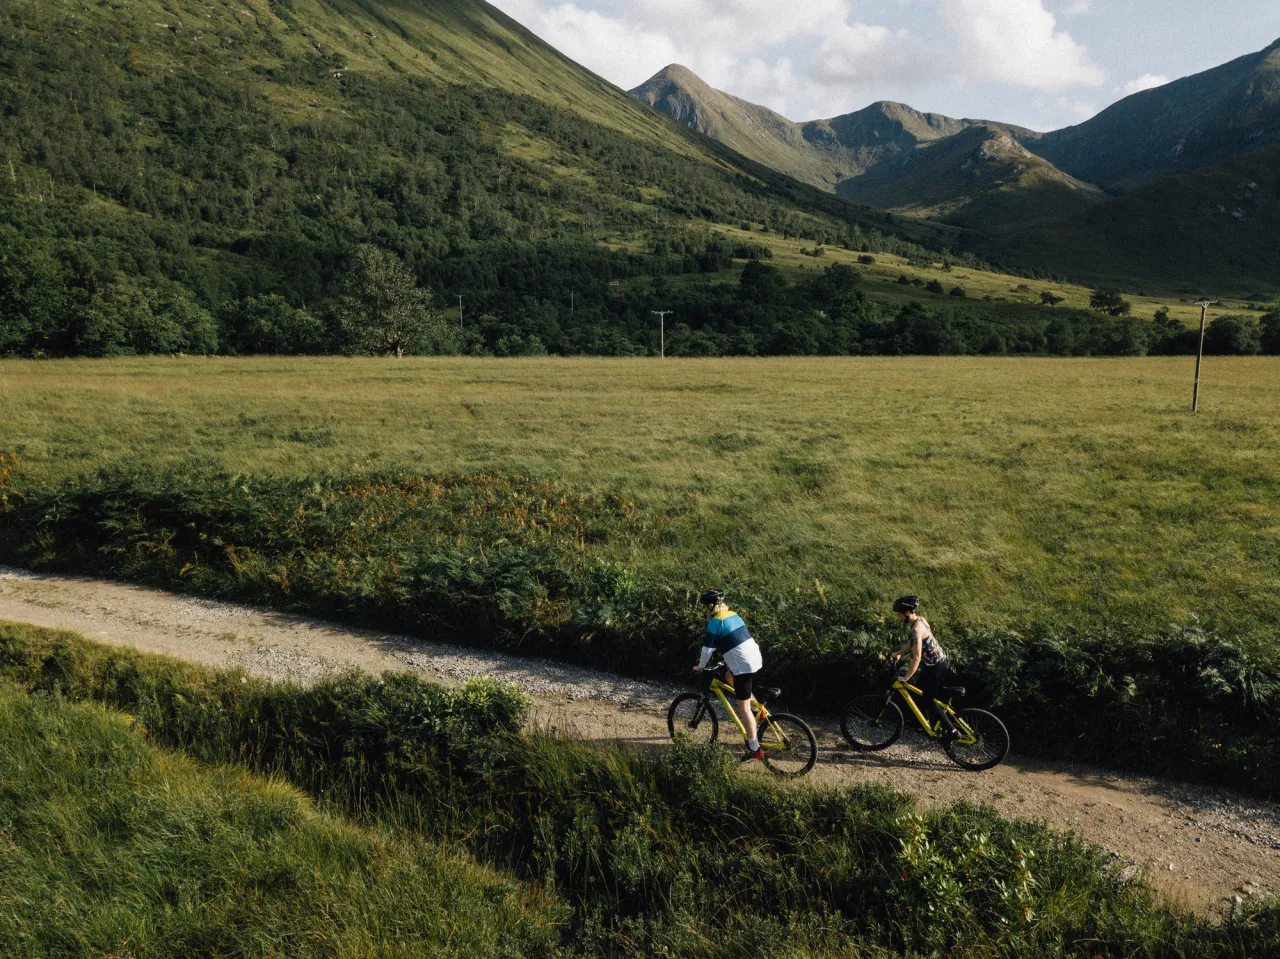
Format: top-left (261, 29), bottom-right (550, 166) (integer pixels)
top-left (488, 0), bottom-right (1280, 131)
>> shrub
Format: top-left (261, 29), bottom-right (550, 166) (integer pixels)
top-left (925, 279), bottom-right (945, 294)
top-left (3, 465), bottom-right (1279, 798)
top-left (1264, 311), bottom-right (1280, 355)
top-left (3, 624), bottom-right (1277, 958)
top-left (949, 285), bottom-right (967, 297)
top-left (1205, 314), bottom-right (1263, 355)
top-left (896, 273), bottom-right (910, 285)
top-left (1089, 289), bottom-right (1132, 317)
top-left (857, 254), bottom-right (876, 264)
top-left (1040, 291), bottom-right (1064, 306)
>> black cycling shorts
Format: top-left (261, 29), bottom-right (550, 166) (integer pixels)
top-left (730, 671), bottom-right (755, 701)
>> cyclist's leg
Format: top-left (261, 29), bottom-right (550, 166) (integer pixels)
top-left (727, 668), bottom-right (758, 744)
top-left (919, 660), bottom-right (959, 734)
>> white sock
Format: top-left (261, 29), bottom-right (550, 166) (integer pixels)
top-left (747, 738), bottom-right (760, 751)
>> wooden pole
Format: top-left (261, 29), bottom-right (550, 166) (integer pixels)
top-left (1192, 299), bottom-right (1217, 413)
top-left (652, 310), bottom-right (671, 358)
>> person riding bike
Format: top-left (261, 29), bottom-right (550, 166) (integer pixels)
top-left (889, 595), bottom-right (960, 741)
top-left (693, 588), bottom-right (765, 762)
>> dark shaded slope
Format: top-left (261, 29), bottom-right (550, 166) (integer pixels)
top-left (982, 145), bottom-right (1280, 292)
top-left (1027, 39), bottom-right (1280, 189)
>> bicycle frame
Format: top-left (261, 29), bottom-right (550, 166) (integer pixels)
top-left (891, 678), bottom-right (977, 745)
top-left (705, 675), bottom-right (791, 752)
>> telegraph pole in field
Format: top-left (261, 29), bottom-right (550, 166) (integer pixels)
top-left (1192, 299), bottom-right (1218, 413)
top-left (457, 295), bottom-right (464, 331)
top-left (651, 310), bottom-right (672, 358)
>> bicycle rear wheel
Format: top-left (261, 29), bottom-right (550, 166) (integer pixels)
top-left (943, 708), bottom-right (1010, 771)
top-left (759, 713), bottom-right (817, 778)
top-left (841, 694), bottom-right (904, 751)
top-left (667, 693), bottom-right (719, 743)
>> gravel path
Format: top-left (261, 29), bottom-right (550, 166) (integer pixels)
top-left (2, 565), bottom-right (1277, 913)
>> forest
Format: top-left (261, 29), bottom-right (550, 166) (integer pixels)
top-left (0, 1), bottom-right (1137, 359)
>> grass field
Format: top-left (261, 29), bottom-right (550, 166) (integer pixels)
top-left (4, 355), bottom-right (1278, 633)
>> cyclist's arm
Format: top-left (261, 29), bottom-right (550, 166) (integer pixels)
top-left (695, 622), bottom-right (717, 671)
top-left (696, 643), bottom-right (715, 671)
top-left (901, 633), bottom-right (923, 681)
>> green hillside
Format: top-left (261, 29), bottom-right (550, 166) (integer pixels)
top-left (981, 144), bottom-right (1280, 292)
top-left (630, 64), bottom-right (841, 189)
top-left (1025, 38), bottom-right (1280, 189)
top-left (838, 125), bottom-right (1105, 233)
top-left (0, 0), bottom-right (959, 356)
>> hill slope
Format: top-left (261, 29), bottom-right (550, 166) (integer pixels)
top-left (1025, 38), bottom-right (1280, 189)
top-left (980, 144), bottom-right (1280, 291)
top-left (1, 0), bottom-right (969, 357)
top-left (630, 64), bottom-right (840, 188)
top-left (838, 125), bottom-right (1106, 233)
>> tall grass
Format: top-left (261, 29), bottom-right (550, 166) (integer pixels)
top-left (3, 622), bottom-right (1278, 958)
top-left (0, 683), bottom-right (565, 958)
top-left (4, 460), bottom-right (1278, 797)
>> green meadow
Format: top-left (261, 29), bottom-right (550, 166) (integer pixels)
top-left (5, 355), bottom-right (1278, 632)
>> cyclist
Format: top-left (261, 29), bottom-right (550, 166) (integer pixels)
top-left (693, 588), bottom-right (765, 761)
top-left (890, 595), bottom-right (960, 741)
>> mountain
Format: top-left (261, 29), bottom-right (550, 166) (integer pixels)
top-left (630, 66), bottom-right (1034, 191)
top-left (0, 0), bottom-right (958, 357)
top-left (1024, 38), bottom-right (1280, 189)
top-left (978, 144), bottom-right (1280, 291)
top-left (629, 64), bottom-right (839, 188)
top-left (837, 125), bottom-right (1105, 233)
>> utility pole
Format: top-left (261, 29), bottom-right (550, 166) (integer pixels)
top-left (457, 295), bottom-right (463, 331)
top-left (1192, 299), bottom-right (1218, 413)
top-left (651, 310), bottom-right (672, 358)
top-left (570, 291), bottom-right (575, 313)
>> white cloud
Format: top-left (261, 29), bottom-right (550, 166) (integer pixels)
top-left (1063, 0), bottom-right (1092, 14)
top-left (1055, 96), bottom-right (1098, 120)
top-left (1117, 73), bottom-right (1170, 95)
top-left (942, 0), bottom-right (1104, 92)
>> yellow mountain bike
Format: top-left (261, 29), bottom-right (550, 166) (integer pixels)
top-left (667, 664), bottom-right (817, 778)
top-left (841, 667), bottom-right (1010, 771)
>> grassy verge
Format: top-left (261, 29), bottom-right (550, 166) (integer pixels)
top-left (0, 683), bottom-right (564, 958)
top-left (3, 461), bottom-right (1277, 799)
top-left (2, 622), bottom-right (1278, 957)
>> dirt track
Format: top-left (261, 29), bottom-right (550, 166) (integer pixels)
top-left (2, 565), bottom-right (1277, 913)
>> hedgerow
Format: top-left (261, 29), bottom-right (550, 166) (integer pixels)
top-left (2, 459), bottom-right (1278, 797)
top-left (2, 622), bottom-right (1277, 957)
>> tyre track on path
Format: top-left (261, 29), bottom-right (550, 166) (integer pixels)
top-left (2, 566), bottom-right (1277, 913)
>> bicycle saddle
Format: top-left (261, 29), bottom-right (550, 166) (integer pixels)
top-left (756, 686), bottom-right (782, 703)
top-left (943, 686), bottom-right (966, 698)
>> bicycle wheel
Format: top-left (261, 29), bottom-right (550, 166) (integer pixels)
top-left (759, 713), bottom-right (817, 778)
top-left (943, 708), bottom-right (1010, 771)
top-left (667, 693), bottom-right (719, 743)
top-left (840, 694), bottom-right (904, 751)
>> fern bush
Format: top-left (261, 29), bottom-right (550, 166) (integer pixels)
top-left (3, 463), bottom-right (1278, 797)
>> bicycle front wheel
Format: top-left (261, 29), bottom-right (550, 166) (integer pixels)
top-left (841, 694), bottom-right (903, 751)
top-left (759, 713), bottom-right (817, 778)
top-left (944, 708), bottom-right (1010, 771)
top-left (667, 693), bottom-right (719, 743)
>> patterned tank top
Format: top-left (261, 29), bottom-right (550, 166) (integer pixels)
top-left (917, 618), bottom-right (946, 666)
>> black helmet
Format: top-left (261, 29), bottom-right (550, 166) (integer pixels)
top-left (892, 595), bottom-right (919, 613)
top-left (699, 588), bottom-right (725, 606)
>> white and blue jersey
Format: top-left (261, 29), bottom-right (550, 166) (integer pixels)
top-left (698, 609), bottom-right (763, 675)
